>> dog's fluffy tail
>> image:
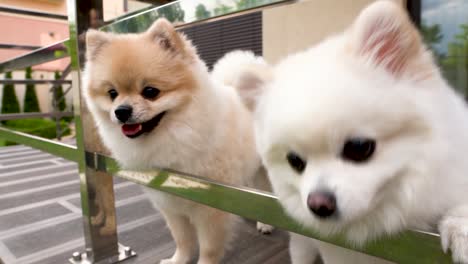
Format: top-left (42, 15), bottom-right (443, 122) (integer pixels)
top-left (211, 50), bottom-right (266, 88)
top-left (212, 50), bottom-right (271, 111)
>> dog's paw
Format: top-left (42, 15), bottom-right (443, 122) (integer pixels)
top-left (160, 258), bottom-right (182, 264)
top-left (439, 216), bottom-right (468, 263)
top-left (160, 252), bottom-right (191, 264)
top-left (257, 222), bottom-right (274, 235)
top-left (160, 259), bottom-right (175, 264)
top-left (98, 225), bottom-right (115, 236)
top-left (91, 211), bottom-right (105, 226)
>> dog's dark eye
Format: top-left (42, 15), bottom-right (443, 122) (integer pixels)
top-left (142, 86), bottom-right (160, 99)
top-left (108, 89), bottom-right (118, 101)
top-left (341, 138), bottom-right (376, 163)
top-left (287, 152), bottom-right (306, 173)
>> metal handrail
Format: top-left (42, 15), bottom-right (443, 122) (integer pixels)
top-left (101, 0), bottom-right (288, 33)
top-left (0, 39), bottom-right (69, 73)
top-left (0, 0), bottom-right (289, 73)
top-left (0, 6), bottom-right (67, 20)
top-left (0, 112), bottom-right (73, 121)
top-left (0, 121), bottom-right (452, 263)
top-left (99, 154), bottom-right (451, 264)
top-left (0, 43), bottom-right (42, 50)
top-left (0, 127), bottom-right (78, 162)
top-left (0, 79), bottom-right (71, 85)
top-left (0, 0), bottom-right (455, 263)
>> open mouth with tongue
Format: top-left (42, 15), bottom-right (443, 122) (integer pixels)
top-left (121, 111), bottom-right (166, 138)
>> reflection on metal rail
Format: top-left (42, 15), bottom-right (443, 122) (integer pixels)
top-left (101, 0), bottom-right (288, 33)
top-left (0, 127), bottom-right (78, 162)
top-left (0, 6), bottom-right (68, 20)
top-left (84, 151), bottom-right (451, 264)
top-left (0, 79), bottom-right (72, 85)
top-left (0, 112), bottom-right (74, 121)
top-left (0, 40), bottom-right (69, 73)
top-left (0, 43), bottom-right (42, 51)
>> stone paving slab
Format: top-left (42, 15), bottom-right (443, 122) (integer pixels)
top-left (0, 161), bottom-right (57, 175)
top-left (0, 143), bottom-right (292, 264)
top-left (4, 218), bottom-right (83, 258)
top-left (0, 164), bottom-right (77, 183)
top-left (0, 203), bottom-right (70, 232)
top-left (0, 172), bottom-right (76, 194)
top-left (0, 183), bottom-right (79, 211)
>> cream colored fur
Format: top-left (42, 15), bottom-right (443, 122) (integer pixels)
top-left (82, 19), bottom-right (263, 264)
top-left (212, 50), bottom-right (275, 234)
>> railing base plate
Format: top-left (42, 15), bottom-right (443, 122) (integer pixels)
top-left (69, 244), bottom-right (136, 264)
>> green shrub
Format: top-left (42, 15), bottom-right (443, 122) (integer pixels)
top-left (54, 71), bottom-right (73, 122)
top-left (1, 72), bottom-right (20, 115)
top-left (2, 118), bottom-right (71, 146)
top-left (23, 67), bottom-right (41, 113)
top-left (54, 71), bottom-right (66, 111)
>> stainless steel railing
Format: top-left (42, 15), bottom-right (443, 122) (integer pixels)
top-left (0, 0), bottom-right (453, 263)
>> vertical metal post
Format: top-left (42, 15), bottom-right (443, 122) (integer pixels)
top-left (67, 0), bottom-right (135, 263)
top-left (51, 64), bottom-right (71, 141)
top-left (51, 81), bottom-right (61, 140)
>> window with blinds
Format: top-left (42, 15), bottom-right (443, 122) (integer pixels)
top-left (180, 12), bottom-right (262, 69)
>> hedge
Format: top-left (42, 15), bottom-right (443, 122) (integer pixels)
top-left (23, 67), bottom-right (41, 113)
top-left (1, 72), bottom-right (20, 115)
top-left (54, 71), bottom-right (67, 112)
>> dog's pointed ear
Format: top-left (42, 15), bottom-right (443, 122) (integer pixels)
top-left (146, 18), bottom-right (192, 56)
top-left (349, 0), bottom-right (429, 76)
top-left (86, 29), bottom-right (113, 61)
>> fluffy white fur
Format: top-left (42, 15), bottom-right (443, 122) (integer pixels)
top-left (82, 19), bottom-right (265, 264)
top-left (212, 50), bottom-right (267, 86)
top-left (212, 50), bottom-right (272, 112)
top-left (212, 50), bottom-right (275, 234)
top-left (251, 1), bottom-right (468, 263)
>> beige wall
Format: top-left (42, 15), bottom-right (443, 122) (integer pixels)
top-left (263, 0), bottom-right (405, 64)
top-left (0, 0), bottom-right (66, 15)
top-left (103, 0), bottom-right (152, 21)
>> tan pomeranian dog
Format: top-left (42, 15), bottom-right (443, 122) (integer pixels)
top-left (82, 19), bottom-right (268, 264)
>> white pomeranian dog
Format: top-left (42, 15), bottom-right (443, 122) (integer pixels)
top-left (82, 18), bottom-right (271, 264)
top-left (235, 0), bottom-right (468, 263)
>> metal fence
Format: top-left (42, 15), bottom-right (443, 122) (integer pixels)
top-left (0, 0), bottom-right (452, 263)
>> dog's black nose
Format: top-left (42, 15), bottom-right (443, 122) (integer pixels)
top-left (114, 105), bottom-right (133, 123)
top-left (307, 191), bottom-right (336, 218)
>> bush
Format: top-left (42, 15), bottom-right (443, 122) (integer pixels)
top-left (2, 118), bottom-right (71, 146)
top-left (1, 72), bottom-right (20, 115)
top-left (54, 71), bottom-right (73, 122)
top-left (54, 71), bottom-right (66, 111)
top-left (23, 67), bottom-right (41, 113)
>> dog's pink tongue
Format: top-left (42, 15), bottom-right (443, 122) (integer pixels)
top-left (122, 124), bottom-right (142, 136)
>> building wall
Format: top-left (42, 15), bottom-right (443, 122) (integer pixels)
top-left (263, 0), bottom-right (405, 64)
top-left (0, 13), bottom-right (70, 70)
top-left (0, 0), bottom-right (72, 114)
top-left (104, 0), bottom-right (151, 21)
top-left (0, 0), bottom-right (67, 15)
